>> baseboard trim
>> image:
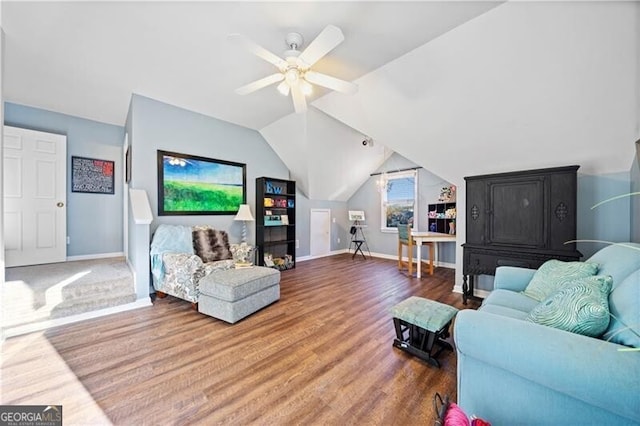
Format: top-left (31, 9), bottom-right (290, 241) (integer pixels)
top-left (299, 250), bottom-right (456, 270)
top-left (452, 284), bottom-right (490, 300)
top-left (2, 297), bottom-right (152, 338)
top-left (296, 249), bottom-right (348, 263)
top-left (67, 252), bottom-right (125, 262)
top-left (356, 250), bottom-right (456, 269)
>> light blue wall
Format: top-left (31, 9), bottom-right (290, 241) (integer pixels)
top-left (295, 197), bottom-right (349, 257)
top-left (347, 153), bottom-right (457, 264)
top-left (128, 94), bottom-right (290, 239)
top-left (4, 102), bottom-right (125, 257)
top-left (577, 171), bottom-right (631, 258)
top-left (631, 145), bottom-right (640, 243)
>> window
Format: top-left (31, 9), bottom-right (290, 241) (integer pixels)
top-left (380, 170), bottom-right (418, 231)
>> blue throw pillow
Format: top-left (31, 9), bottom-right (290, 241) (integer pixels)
top-left (526, 275), bottom-right (612, 337)
top-left (523, 259), bottom-right (599, 302)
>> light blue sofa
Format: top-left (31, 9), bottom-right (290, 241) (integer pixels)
top-left (455, 243), bottom-right (640, 425)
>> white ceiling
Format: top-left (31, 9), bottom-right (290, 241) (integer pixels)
top-left (1, 1), bottom-right (501, 130)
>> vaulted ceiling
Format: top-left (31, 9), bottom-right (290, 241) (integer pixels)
top-left (1, 1), bottom-right (500, 130)
top-left (3, 2), bottom-right (638, 203)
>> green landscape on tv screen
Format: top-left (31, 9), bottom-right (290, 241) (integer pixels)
top-left (159, 151), bottom-right (245, 215)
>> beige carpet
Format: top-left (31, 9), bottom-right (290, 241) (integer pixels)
top-left (3, 257), bottom-right (136, 331)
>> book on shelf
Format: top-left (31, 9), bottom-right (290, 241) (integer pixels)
top-left (264, 198), bottom-right (274, 207)
top-left (287, 199), bottom-right (295, 208)
top-left (275, 198), bottom-right (287, 208)
top-left (266, 182), bottom-right (284, 194)
top-left (281, 215), bottom-right (289, 225)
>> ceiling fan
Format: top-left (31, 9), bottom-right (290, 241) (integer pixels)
top-left (228, 25), bottom-right (358, 113)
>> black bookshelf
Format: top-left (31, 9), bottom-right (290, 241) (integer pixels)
top-left (256, 177), bottom-right (296, 270)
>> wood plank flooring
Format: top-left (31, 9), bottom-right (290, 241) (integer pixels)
top-left (1, 254), bottom-right (480, 425)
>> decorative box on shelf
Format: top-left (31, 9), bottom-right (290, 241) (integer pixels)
top-left (264, 215), bottom-right (283, 226)
top-left (264, 253), bottom-right (294, 270)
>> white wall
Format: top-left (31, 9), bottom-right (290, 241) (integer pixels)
top-left (637, 2), bottom-right (640, 141)
top-left (260, 107), bottom-right (386, 201)
top-left (1, 26), bottom-right (5, 340)
top-left (315, 1), bottom-right (639, 291)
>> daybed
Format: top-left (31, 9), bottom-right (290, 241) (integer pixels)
top-left (455, 242), bottom-right (640, 425)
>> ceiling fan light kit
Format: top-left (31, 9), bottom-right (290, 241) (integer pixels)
top-left (229, 25), bottom-right (358, 113)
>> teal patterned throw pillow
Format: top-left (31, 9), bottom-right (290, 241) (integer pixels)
top-left (526, 275), bottom-right (613, 337)
top-left (523, 259), bottom-right (599, 302)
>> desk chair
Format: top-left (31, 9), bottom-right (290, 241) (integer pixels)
top-left (397, 224), bottom-right (415, 276)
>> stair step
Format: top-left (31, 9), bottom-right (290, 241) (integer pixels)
top-left (61, 277), bottom-right (133, 299)
top-left (50, 290), bottom-right (137, 318)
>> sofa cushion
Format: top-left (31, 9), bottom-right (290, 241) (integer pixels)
top-left (586, 243), bottom-right (640, 288)
top-left (523, 259), bottom-right (598, 302)
top-left (602, 269), bottom-right (640, 348)
top-left (526, 275), bottom-right (612, 337)
top-left (482, 289), bottom-right (540, 313)
top-left (192, 227), bottom-right (232, 263)
top-left (479, 304), bottom-right (531, 321)
top-left (199, 267), bottom-right (280, 302)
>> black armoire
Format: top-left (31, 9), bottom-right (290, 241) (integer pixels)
top-left (462, 165), bottom-right (582, 303)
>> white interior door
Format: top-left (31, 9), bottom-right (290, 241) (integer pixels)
top-left (3, 126), bottom-right (67, 267)
top-left (310, 209), bottom-right (331, 257)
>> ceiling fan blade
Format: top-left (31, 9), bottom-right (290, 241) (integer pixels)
top-left (304, 71), bottom-right (358, 95)
top-left (297, 25), bottom-right (344, 67)
top-left (290, 84), bottom-right (307, 113)
top-left (228, 34), bottom-right (287, 69)
top-left (235, 73), bottom-right (284, 96)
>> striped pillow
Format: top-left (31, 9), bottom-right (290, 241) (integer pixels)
top-left (526, 275), bottom-right (612, 337)
top-left (192, 227), bottom-right (232, 263)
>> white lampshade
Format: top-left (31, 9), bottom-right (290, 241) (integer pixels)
top-left (234, 204), bottom-right (254, 222)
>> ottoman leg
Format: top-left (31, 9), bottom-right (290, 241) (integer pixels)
top-left (391, 318), bottom-right (455, 368)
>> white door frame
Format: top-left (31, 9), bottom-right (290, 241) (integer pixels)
top-left (310, 208), bottom-right (331, 257)
top-left (3, 126), bottom-right (67, 267)
top-left (122, 133), bottom-right (129, 259)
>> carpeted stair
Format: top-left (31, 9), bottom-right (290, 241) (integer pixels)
top-left (3, 257), bottom-right (137, 328)
top-left (51, 277), bottom-right (137, 318)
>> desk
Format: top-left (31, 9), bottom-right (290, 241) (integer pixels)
top-left (411, 231), bottom-right (457, 278)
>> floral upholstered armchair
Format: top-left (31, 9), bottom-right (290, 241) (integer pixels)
top-left (150, 224), bottom-right (255, 304)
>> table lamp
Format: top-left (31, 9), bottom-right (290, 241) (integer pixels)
top-left (234, 204), bottom-right (255, 244)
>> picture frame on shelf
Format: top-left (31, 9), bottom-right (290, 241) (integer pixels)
top-left (264, 253), bottom-right (275, 267)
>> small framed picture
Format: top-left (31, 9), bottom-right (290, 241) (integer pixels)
top-left (282, 215), bottom-right (289, 225)
top-left (348, 210), bottom-right (365, 221)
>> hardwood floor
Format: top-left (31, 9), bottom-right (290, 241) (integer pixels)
top-left (1, 254), bottom-right (480, 425)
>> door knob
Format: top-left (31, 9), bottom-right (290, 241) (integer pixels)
top-left (57, 202), bottom-right (64, 207)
